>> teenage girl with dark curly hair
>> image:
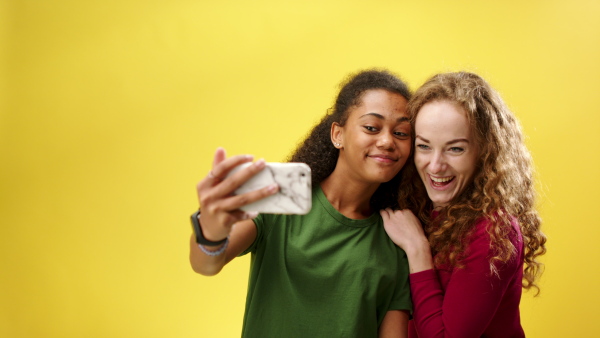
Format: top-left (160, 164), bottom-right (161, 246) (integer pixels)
top-left (190, 69), bottom-right (416, 337)
top-left (381, 72), bottom-right (547, 337)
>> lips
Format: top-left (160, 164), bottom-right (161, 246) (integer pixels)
top-left (430, 175), bottom-right (454, 187)
top-left (369, 154), bottom-right (398, 163)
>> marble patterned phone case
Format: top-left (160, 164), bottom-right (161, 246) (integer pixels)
top-left (228, 162), bottom-right (312, 215)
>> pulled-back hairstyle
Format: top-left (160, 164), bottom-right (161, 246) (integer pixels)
top-left (408, 72), bottom-right (546, 293)
top-left (288, 69), bottom-right (413, 210)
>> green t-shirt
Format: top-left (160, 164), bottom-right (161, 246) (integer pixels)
top-left (239, 186), bottom-right (412, 338)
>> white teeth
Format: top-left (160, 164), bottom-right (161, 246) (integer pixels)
top-left (431, 176), bottom-right (453, 183)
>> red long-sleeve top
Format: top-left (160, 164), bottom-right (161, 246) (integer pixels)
top-left (408, 216), bottom-right (525, 338)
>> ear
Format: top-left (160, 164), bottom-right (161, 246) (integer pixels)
top-left (331, 122), bottom-right (343, 149)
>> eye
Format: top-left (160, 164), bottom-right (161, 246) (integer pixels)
top-left (416, 143), bottom-right (430, 150)
top-left (394, 131), bottom-right (409, 138)
top-left (363, 126), bottom-right (378, 132)
top-left (449, 147), bottom-right (465, 153)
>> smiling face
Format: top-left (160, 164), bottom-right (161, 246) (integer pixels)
top-left (332, 89), bottom-right (411, 185)
top-left (414, 100), bottom-right (479, 208)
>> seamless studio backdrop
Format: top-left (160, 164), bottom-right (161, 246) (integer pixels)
top-left (1, 1), bottom-right (599, 337)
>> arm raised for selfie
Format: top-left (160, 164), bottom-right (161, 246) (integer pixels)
top-left (188, 147), bottom-right (278, 276)
top-left (189, 218), bottom-right (257, 276)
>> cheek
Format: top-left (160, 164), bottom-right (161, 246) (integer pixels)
top-left (414, 153), bottom-right (427, 170)
top-left (414, 156), bottom-right (429, 180)
top-left (400, 139), bottom-right (412, 155)
top-left (457, 156), bottom-right (478, 181)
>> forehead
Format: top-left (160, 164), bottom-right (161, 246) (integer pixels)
top-left (415, 100), bottom-right (472, 138)
top-left (348, 89), bottom-right (409, 119)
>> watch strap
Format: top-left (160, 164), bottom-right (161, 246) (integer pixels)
top-left (190, 210), bottom-right (228, 246)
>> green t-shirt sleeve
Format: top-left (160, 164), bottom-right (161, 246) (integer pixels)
top-left (239, 213), bottom-right (272, 257)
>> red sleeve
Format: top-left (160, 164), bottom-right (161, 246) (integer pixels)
top-left (409, 219), bottom-right (522, 338)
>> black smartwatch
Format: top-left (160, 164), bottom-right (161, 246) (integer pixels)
top-left (190, 210), bottom-right (228, 246)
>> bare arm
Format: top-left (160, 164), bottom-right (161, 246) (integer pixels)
top-left (189, 219), bottom-right (257, 275)
top-left (378, 310), bottom-right (409, 338)
top-left (189, 147), bottom-right (278, 276)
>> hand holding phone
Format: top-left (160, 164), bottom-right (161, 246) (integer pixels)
top-left (195, 149), bottom-right (280, 242)
top-left (227, 162), bottom-right (312, 215)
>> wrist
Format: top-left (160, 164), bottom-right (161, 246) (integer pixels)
top-left (404, 238), bottom-right (430, 256)
top-left (198, 238), bottom-right (229, 256)
top-left (404, 240), bottom-right (434, 274)
top-left (190, 210), bottom-right (228, 245)
top-left (199, 214), bottom-right (228, 243)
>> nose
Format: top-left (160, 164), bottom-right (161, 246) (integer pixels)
top-left (429, 151), bottom-right (446, 173)
top-left (376, 132), bottom-right (395, 151)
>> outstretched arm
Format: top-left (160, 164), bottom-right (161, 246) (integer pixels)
top-left (189, 147), bottom-right (279, 276)
top-left (189, 218), bottom-right (257, 276)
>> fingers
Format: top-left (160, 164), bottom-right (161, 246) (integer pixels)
top-left (209, 158), bottom-right (268, 197)
top-left (204, 147), bottom-right (228, 181)
top-left (212, 147), bottom-right (227, 168)
top-left (196, 147), bottom-right (274, 241)
top-left (380, 208), bottom-right (406, 218)
top-left (202, 180), bottom-right (278, 217)
top-left (380, 208), bottom-right (392, 220)
top-left (209, 154), bottom-right (256, 184)
top-left (381, 209), bottom-right (420, 228)
top-left (197, 147), bottom-right (279, 217)
top-left (199, 185), bottom-right (279, 241)
top-left (217, 183), bottom-right (279, 212)
top-left (230, 209), bottom-right (259, 221)
top-left (198, 153), bottom-right (256, 192)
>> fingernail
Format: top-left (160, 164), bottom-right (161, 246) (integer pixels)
top-left (255, 159), bottom-right (266, 167)
top-left (267, 183), bottom-right (278, 192)
top-left (246, 211), bottom-right (259, 219)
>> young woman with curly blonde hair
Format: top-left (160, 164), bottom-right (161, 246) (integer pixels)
top-left (381, 72), bottom-right (547, 337)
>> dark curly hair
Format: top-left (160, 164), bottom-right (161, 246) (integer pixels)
top-left (287, 69), bottom-right (414, 210)
top-left (407, 72), bottom-right (546, 294)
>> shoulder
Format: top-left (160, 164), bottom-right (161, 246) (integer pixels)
top-left (472, 214), bottom-right (522, 246)
top-left (468, 214), bottom-right (524, 268)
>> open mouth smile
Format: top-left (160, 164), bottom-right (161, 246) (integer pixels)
top-left (430, 175), bottom-right (455, 187)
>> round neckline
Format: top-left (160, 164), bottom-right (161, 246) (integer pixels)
top-left (315, 186), bottom-right (380, 228)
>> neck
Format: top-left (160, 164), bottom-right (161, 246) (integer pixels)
top-left (320, 170), bottom-right (380, 219)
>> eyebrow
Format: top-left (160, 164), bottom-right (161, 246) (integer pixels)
top-left (416, 135), bottom-right (470, 144)
top-left (360, 112), bottom-right (409, 123)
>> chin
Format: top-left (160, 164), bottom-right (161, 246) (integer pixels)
top-left (429, 195), bottom-right (451, 208)
top-left (371, 171), bottom-right (399, 184)
top-left (382, 173), bottom-right (401, 183)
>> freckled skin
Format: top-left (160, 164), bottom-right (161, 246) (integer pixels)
top-left (332, 89), bottom-right (412, 186)
top-left (414, 100), bottom-right (479, 208)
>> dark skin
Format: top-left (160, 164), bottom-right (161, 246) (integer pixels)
top-left (189, 148), bottom-right (275, 276)
top-left (190, 89), bottom-right (411, 337)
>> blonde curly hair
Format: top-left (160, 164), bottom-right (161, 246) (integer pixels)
top-left (406, 72), bottom-right (547, 293)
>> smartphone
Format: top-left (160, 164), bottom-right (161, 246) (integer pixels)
top-left (227, 162), bottom-right (312, 215)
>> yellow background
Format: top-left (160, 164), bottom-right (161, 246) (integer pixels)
top-left (2, 0), bottom-right (599, 337)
